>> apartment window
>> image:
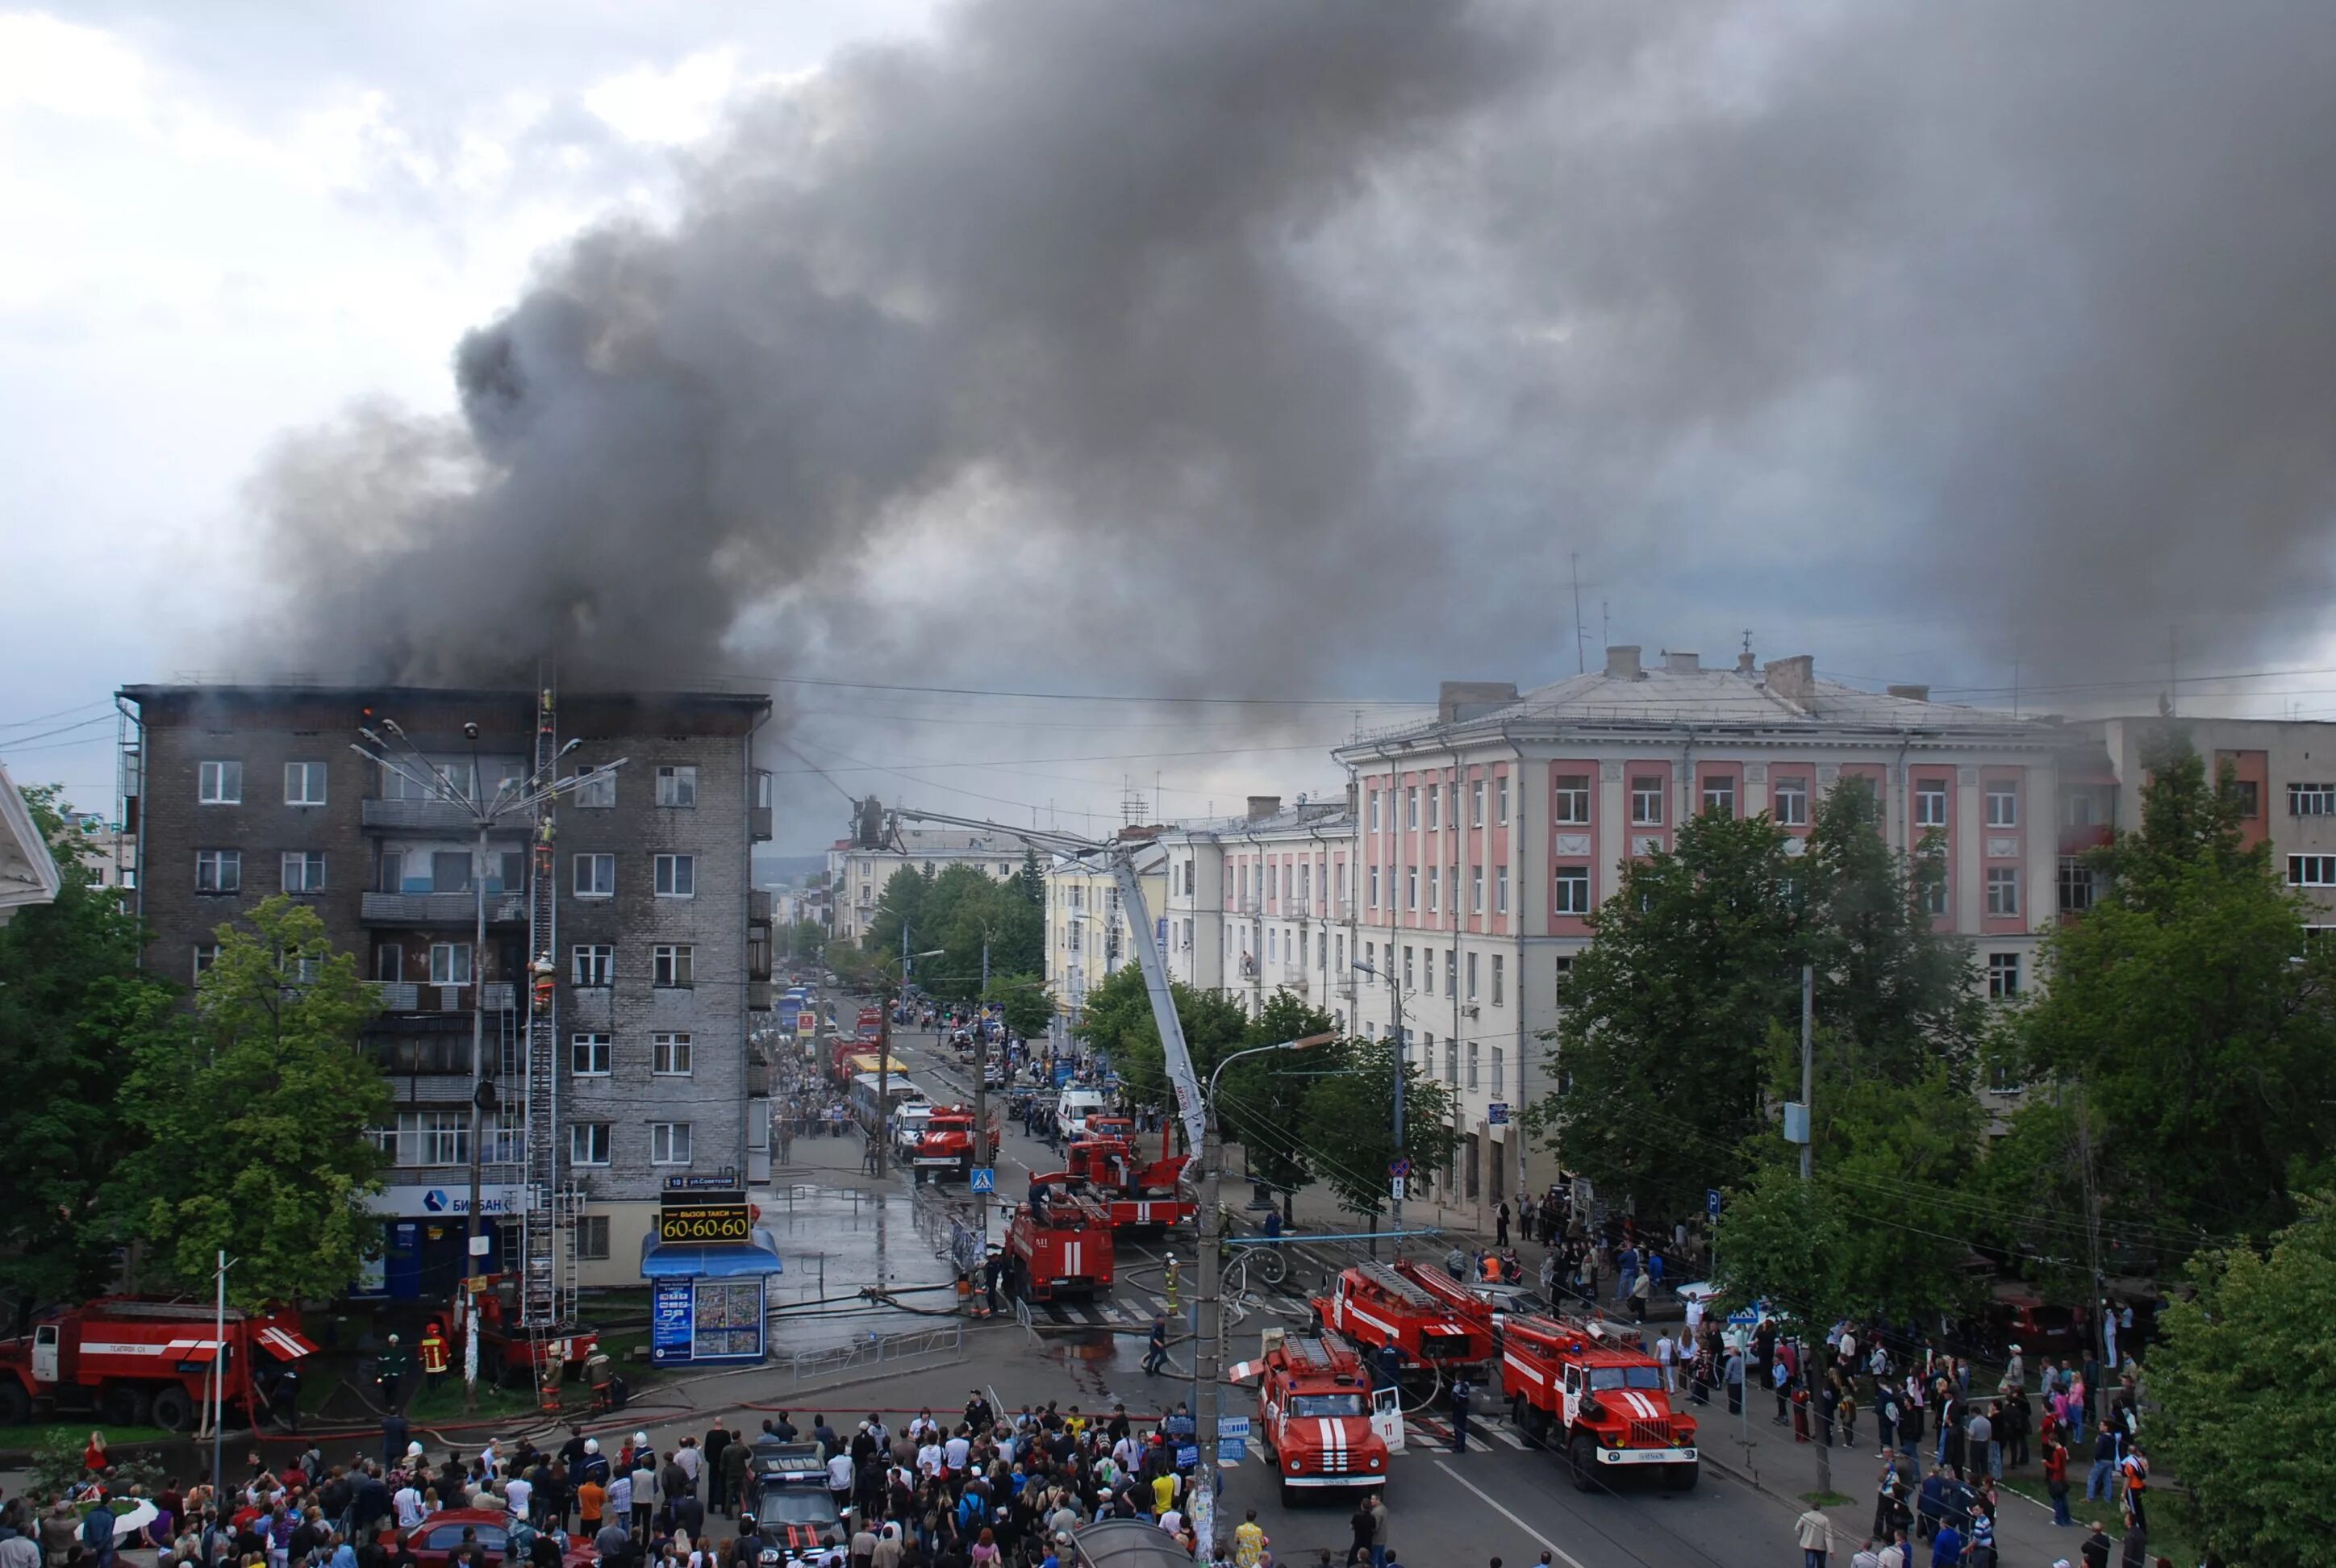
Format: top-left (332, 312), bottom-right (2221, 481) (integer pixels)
top-left (281, 850), bottom-right (326, 894)
top-left (2057, 858), bottom-right (2097, 914)
top-left (1772, 777), bottom-right (1809, 827)
top-left (1470, 866), bottom-right (1484, 912)
top-left (1630, 776), bottom-right (1665, 827)
top-left (1406, 868), bottom-right (1418, 911)
top-left (283, 761), bottom-right (327, 806)
top-left (2062, 785), bottom-right (2113, 827)
top-left (1554, 774), bottom-right (1591, 825)
top-left (2289, 783), bottom-right (2336, 816)
top-left (557, 1118), bottom-right (608, 1166)
top-left (653, 945), bottom-right (695, 987)
top-left (573, 944), bottom-right (614, 987)
top-left (1425, 868), bottom-right (1439, 912)
top-left (1986, 783), bottom-right (2019, 828)
top-left (574, 1216), bottom-right (611, 1261)
top-left (1466, 952), bottom-right (1479, 1002)
top-left (193, 945), bottom-right (219, 981)
top-left (1493, 1046), bottom-right (1505, 1098)
top-left (1987, 952), bottom-right (2021, 999)
top-left (194, 849), bottom-right (240, 893)
top-left (1495, 866), bottom-right (1510, 913)
top-left (1369, 791), bottom-right (1382, 832)
top-left (1921, 869), bottom-right (1950, 917)
top-left (1701, 777), bottom-right (1736, 819)
top-left (653, 1032), bottom-right (695, 1075)
top-left (1336, 934), bottom-right (1345, 974)
top-left (1554, 865), bottom-right (1591, 915)
top-left (572, 1032), bottom-right (611, 1075)
top-left (1471, 781), bottom-right (1486, 826)
top-left (1402, 945), bottom-right (1416, 989)
top-left (1916, 781), bottom-right (1949, 828)
top-left (1491, 953), bottom-right (1505, 1007)
top-left (574, 765), bottom-right (616, 807)
top-left (1266, 928), bottom-right (1277, 963)
top-left (655, 765), bottom-right (699, 807)
top-left (1445, 949), bottom-right (1458, 996)
top-left (2225, 778), bottom-right (2260, 819)
top-left (1466, 1041), bottom-right (1480, 1091)
top-left (574, 853), bottom-right (615, 898)
top-left (1496, 775), bottom-right (1510, 823)
top-left (2290, 855), bottom-right (2336, 887)
top-left (1405, 787), bottom-right (1419, 829)
top-left (1369, 865), bottom-right (1381, 907)
top-left (403, 1110), bottom-right (467, 1167)
top-left (1985, 865), bottom-right (2021, 916)
top-left (654, 853), bottom-right (697, 898)
top-left (198, 761), bottom-right (241, 804)
top-left (650, 1122), bottom-right (692, 1165)
top-left (429, 942), bottom-right (473, 985)
top-left (1445, 1040), bottom-right (1458, 1086)
top-left (1363, 941), bottom-right (1375, 977)
top-left (1426, 786), bottom-right (1441, 831)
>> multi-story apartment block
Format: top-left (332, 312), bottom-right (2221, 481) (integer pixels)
top-left (118, 682), bottom-right (774, 1292)
top-left (1044, 834), bottom-right (1167, 1022)
top-left (1155, 797), bottom-right (1357, 1027)
top-left (827, 828), bottom-right (1025, 948)
top-left (57, 808), bottom-right (136, 891)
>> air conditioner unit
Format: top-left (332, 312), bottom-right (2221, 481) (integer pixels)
top-left (1462, 1004), bottom-right (1480, 1019)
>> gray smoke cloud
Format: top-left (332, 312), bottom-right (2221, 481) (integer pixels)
top-left (249, 0), bottom-right (2336, 696)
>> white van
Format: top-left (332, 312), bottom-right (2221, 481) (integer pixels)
top-left (1055, 1087), bottom-right (1108, 1137)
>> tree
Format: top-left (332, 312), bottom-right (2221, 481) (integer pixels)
top-left (781, 919), bottom-right (827, 962)
top-left (982, 973), bottom-right (1056, 1038)
top-left (111, 896), bottom-right (391, 1306)
top-left (1216, 992), bottom-right (1340, 1214)
top-left (0, 786), bottom-right (176, 1312)
top-left (2002, 725), bottom-right (2336, 1259)
top-left (861, 864), bottom-right (932, 959)
top-left (1073, 963), bottom-right (1249, 1147)
top-left (1297, 1040), bottom-right (1461, 1222)
top-left (2147, 1195), bottom-right (2336, 1567)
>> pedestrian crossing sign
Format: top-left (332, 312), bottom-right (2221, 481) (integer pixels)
top-left (970, 1166), bottom-right (995, 1192)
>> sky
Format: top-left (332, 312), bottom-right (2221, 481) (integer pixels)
top-left (8, 2), bottom-right (2336, 854)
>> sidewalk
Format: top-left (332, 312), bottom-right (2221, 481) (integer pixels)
top-left (1692, 1398), bottom-right (2084, 1562)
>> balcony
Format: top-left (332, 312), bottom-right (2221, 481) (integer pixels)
top-left (370, 981), bottom-right (516, 1014)
top-left (362, 890), bottom-right (527, 925)
top-left (748, 980), bottom-right (774, 1011)
top-left (1278, 966), bottom-right (1311, 993)
top-left (749, 889), bottom-right (774, 927)
top-left (361, 798), bottom-right (480, 833)
top-left (751, 769), bottom-right (774, 843)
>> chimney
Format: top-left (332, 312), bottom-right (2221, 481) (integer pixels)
top-left (1763, 654), bottom-right (1815, 701)
top-left (1437, 680), bottom-right (1520, 724)
top-left (1736, 649), bottom-right (1758, 675)
top-left (1604, 644), bottom-right (1642, 678)
top-left (1886, 683), bottom-right (1930, 703)
top-left (1662, 650), bottom-right (1700, 673)
top-left (1245, 795), bottom-right (1282, 822)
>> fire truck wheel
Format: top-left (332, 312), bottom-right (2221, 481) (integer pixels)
top-left (0, 1382), bottom-right (28, 1424)
top-left (1663, 1461), bottom-right (1699, 1492)
top-left (1566, 1433), bottom-right (1599, 1493)
top-left (1509, 1395), bottom-right (1541, 1447)
top-left (101, 1382), bottom-right (151, 1428)
top-left (149, 1385), bottom-right (195, 1432)
top-left (1279, 1482), bottom-right (1298, 1508)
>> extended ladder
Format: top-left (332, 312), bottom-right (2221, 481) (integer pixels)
top-left (519, 689), bottom-right (568, 1408)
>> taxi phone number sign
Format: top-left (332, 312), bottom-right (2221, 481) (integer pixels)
top-left (658, 1203), bottom-right (752, 1242)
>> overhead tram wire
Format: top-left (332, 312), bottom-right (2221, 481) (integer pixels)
top-left (733, 671), bottom-right (1427, 710)
top-left (0, 700), bottom-right (113, 731)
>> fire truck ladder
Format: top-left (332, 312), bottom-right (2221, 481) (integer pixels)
top-left (1356, 1260), bottom-right (1435, 1307)
top-left (1281, 1335), bottom-right (1338, 1370)
top-left (517, 690), bottom-right (569, 1407)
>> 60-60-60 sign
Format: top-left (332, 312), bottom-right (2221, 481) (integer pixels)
top-left (658, 1204), bottom-right (750, 1242)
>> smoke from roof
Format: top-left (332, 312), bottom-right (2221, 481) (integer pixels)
top-left (247, 0), bottom-right (2336, 694)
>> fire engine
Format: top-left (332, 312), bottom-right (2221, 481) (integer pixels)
top-left (1229, 1333), bottom-right (1397, 1507)
top-left (1000, 1189), bottom-right (1116, 1300)
top-left (454, 1275), bottom-right (600, 1390)
top-left (1028, 1131), bottom-right (1195, 1233)
top-left (0, 1296), bottom-right (319, 1431)
top-left (1498, 1314), bottom-right (1699, 1491)
top-left (909, 1106), bottom-right (990, 1182)
top-left (1310, 1261), bottom-right (1491, 1370)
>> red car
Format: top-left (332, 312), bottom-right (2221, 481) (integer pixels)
top-left (389, 1509), bottom-right (520, 1568)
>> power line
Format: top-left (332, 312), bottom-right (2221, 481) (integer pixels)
top-left (0, 713), bottom-right (115, 749)
top-left (0, 700), bottom-right (111, 731)
top-left (732, 672), bottom-right (1426, 710)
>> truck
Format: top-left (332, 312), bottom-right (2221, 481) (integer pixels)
top-left (1028, 1134), bottom-right (1195, 1233)
top-left (746, 1439), bottom-right (849, 1567)
top-left (1000, 1190), bottom-right (1116, 1300)
top-left (0, 1295), bottom-right (319, 1430)
top-left (1309, 1261), bottom-right (1491, 1372)
top-left (909, 1106), bottom-right (982, 1182)
top-left (1497, 1313), bottom-right (1699, 1491)
top-left (454, 1274), bottom-right (601, 1391)
top-left (1229, 1332), bottom-right (1396, 1507)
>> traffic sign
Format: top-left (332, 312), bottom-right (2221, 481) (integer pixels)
top-left (970, 1166), bottom-right (996, 1193)
top-left (1176, 1445), bottom-right (1199, 1469)
top-left (1706, 1187), bottom-right (1722, 1220)
top-left (1390, 1176), bottom-right (1406, 1202)
top-left (1216, 1438), bottom-right (1246, 1466)
top-left (1218, 1416), bottom-right (1251, 1438)
top-left (1388, 1158), bottom-right (1411, 1178)
top-left (1488, 1101), bottom-right (1509, 1126)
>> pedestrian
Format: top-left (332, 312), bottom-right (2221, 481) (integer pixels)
top-left (1628, 1270), bottom-right (1650, 1323)
top-left (1495, 1202), bottom-right (1510, 1249)
top-left (1364, 1493), bottom-right (1387, 1568)
top-left (382, 1408), bottom-right (410, 1470)
top-left (1794, 1504), bottom-right (1834, 1568)
top-left (2117, 1444), bottom-right (2147, 1533)
top-left (2084, 1423), bottom-right (2117, 1503)
top-left (1450, 1375), bottom-right (1474, 1453)
top-left (2079, 1522), bottom-right (2111, 1568)
top-left (1143, 1318), bottom-right (1168, 1377)
top-left (2042, 1430), bottom-right (2071, 1528)
top-left (1654, 1331), bottom-right (1676, 1394)
top-left (1725, 1347), bottom-right (1745, 1416)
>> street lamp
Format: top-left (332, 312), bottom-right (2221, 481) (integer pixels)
top-left (352, 715), bottom-right (624, 1410)
top-left (1195, 1032), bottom-right (1335, 1557)
top-left (1350, 959), bottom-right (1412, 1251)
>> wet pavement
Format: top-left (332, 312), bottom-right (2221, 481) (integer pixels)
top-left (751, 1182), bottom-right (967, 1349)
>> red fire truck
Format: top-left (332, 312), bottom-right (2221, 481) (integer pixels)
top-left (1028, 1135), bottom-right (1194, 1232)
top-left (453, 1275), bottom-right (600, 1390)
top-left (1498, 1314), bottom-right (1699, 1491)
top-left (0, 1296), bottom-right (319, 1430)
top-left (1229, 1333), bottom-right (1396, 1507)
top-left (910, 1106), bottom-right (984, 1182)
top-left (1310, 1261), bottom-right (1491, 1370)
top-left (1000, 1191), bottom-right (1116, 1300)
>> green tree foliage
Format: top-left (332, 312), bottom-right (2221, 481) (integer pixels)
top-left (2147, 1195), bottom-right (2336, 1567)
top-left (1216, 992), bottom-right (1340, 1207)
top-left (1297, 1040), bottom-right (1461, 1221)
top-left (982, 973), bottom-right (1057, 1038)
top-left (1712, 1163), bottom-right (1849, 1329)
top-left (0, 786), bottom-right (176, 1308)
top-left (861, 864), bottom-right (932, 960)
top-left (113, 896), bottom-right (391, 1306)
top-left (924, 866), bottom-right (1045, 1006)
top-left (1073, 963), bottom-right (1249, 1147)
top-left (2000, 726), bottom-right (2336, 1260)
top-left (780, 919), bottom-right (828, 961)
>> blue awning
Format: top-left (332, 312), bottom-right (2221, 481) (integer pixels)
top-left (640, 1227), bottom-right (785, 1279)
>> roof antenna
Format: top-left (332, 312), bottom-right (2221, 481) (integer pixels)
top-left (1571, 552), bottom-right (1587, 674)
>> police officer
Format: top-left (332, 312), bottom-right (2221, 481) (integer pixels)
top-left (1450, 1374), bottom-right (1475, 1453)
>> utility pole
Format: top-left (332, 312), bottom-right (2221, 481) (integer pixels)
top-left (467, 816), bottom-right (490, 1319)
top-left (1391, 984), bottom-right (1407, 1257)
top-left (1800, 964), bottom-right (1813, 1183)
top-left (875, 951), bottom-right (896, 1179)
top-left (974, 930), bottom-right (992, 1243)
top-left (211, 1250), bottom-right (227, 1499)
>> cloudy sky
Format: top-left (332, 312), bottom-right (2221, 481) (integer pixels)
top-left (9, 2), bottom-right (2336, 852)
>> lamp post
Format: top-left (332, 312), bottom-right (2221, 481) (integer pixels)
top-left (1351, 960), bottom-right (1411, 1255)
top-left (352, 717), bottom-right (623, 1412)
top-left (1195, 1032), bottom-right (1335, 1557)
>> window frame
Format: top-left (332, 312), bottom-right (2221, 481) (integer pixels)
top-left (2289, 783), bottom-right (2336, 817)
top-left (571, 1032), bottom-right (612, 1076)
top-left (653, 944), bottom-right (695, 988)
top-left (1553, 864), bottom-right (1591, 916)
top-left (1986, 951), bottom-right (2021, 1000)
top-left (1471, 781), bottom-right (1486, 827)
top-left (1553, 774), bottom-right (1591, 825)
top-left (1771, 777), bottom-right (1809, 828)
top-left (1700, 776), bottom-right (1736, 819)
top-left (652, 1033), bottom-right (695, 1076)
top-left (574, 853), bottom-right (615, 899)
top-left (649, 1122), bottom-right (692, 1166)
top-left (1985, 783), bottom-right (2020, 828)
top-left (281, 849), bottom-right (326, 894)
top-left (572, 944), bottom-right (614, 987)
top-left (573, 767), bottom-right (616, 808)
top-left (655, 765), bottom-right (699, 807)
top-left (1491, 953), bottom-right (1505, 1007)
top-left (2289, 854), bottom-right (2336, 888)
top-left (198, 761), bottom-right (242, 805)
top-left (1915, 781), bottom-right (1950, 828)
top-left (1629, 776), bottom-right (1665, 827)
top-left (282, 761), bottom-right (327, 807)
top-left (2056, 857), bottom-right (2097, 914)
top-left (1985, 865), bottom-right (2021, 916)
top-left (653, 853), bottom-right (697, 899)
top-left (194, 848), bottom-right (241, 894)
top-left (428, 942), bottom-right (474, 986)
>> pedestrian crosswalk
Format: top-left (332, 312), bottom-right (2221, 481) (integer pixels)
top-left (1028, 1296), bottom-right (1160, 1328)
top-left (1405, 1413), bottom-right (1532, 1450)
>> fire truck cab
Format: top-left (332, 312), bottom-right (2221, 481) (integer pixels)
top-left (1310, 1261), bottom-right (1491, 1370)
top-left (1001, 1191), bottom-right (1116, 1300)
top-left (910, 1106), bottom-right (980, 1182)
top-left (1230, 1333), bottom-right (1395, 1507)
top-left (0, 1296), bottom-right (319, 1431)
top-left (1498, 1314), bottom-right (1699, 1491)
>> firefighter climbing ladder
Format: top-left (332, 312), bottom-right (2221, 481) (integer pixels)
top-left (517, 689), bottom-right (576, 1407)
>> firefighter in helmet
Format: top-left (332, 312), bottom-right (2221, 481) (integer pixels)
top-left (419, 1319), bottom-right (451, 1393)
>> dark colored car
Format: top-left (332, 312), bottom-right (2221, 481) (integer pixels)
top-left (749, 1441), bottom-right (847, 1567)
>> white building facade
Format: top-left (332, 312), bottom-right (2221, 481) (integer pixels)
top-left (1044, 838), bottom-right (1167, 1022)
top-left (1155, 797), bottom-right (1358, 1029)
top-left (827, 828), bottom-right (1026, 947)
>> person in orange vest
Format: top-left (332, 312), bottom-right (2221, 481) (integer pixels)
top-left (419, 1320), bottom-right (451, 1394)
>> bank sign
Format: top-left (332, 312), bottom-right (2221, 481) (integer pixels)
top-left (370, 1184), bottom-right (532, 1217)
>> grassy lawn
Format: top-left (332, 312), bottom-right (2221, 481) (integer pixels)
top-left (19, 1424), bottom-right (172, 1449)
top-left (1998, 1475), bottom-right (2201, 1561)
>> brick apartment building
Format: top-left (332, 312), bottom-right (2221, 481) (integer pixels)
top-left (118, 682), bottom-right (774, 1292)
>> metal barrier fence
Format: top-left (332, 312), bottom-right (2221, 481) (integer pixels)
top-left (777, 1322), bottom-right (966, 1385)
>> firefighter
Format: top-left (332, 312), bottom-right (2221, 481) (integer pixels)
top-left (377, 1334), bottom-right (411, 1407)
top-left (419, 1320), bottom-right (451, 1393)
top-left (1163, 1255), bottom-right (1180, 1314)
